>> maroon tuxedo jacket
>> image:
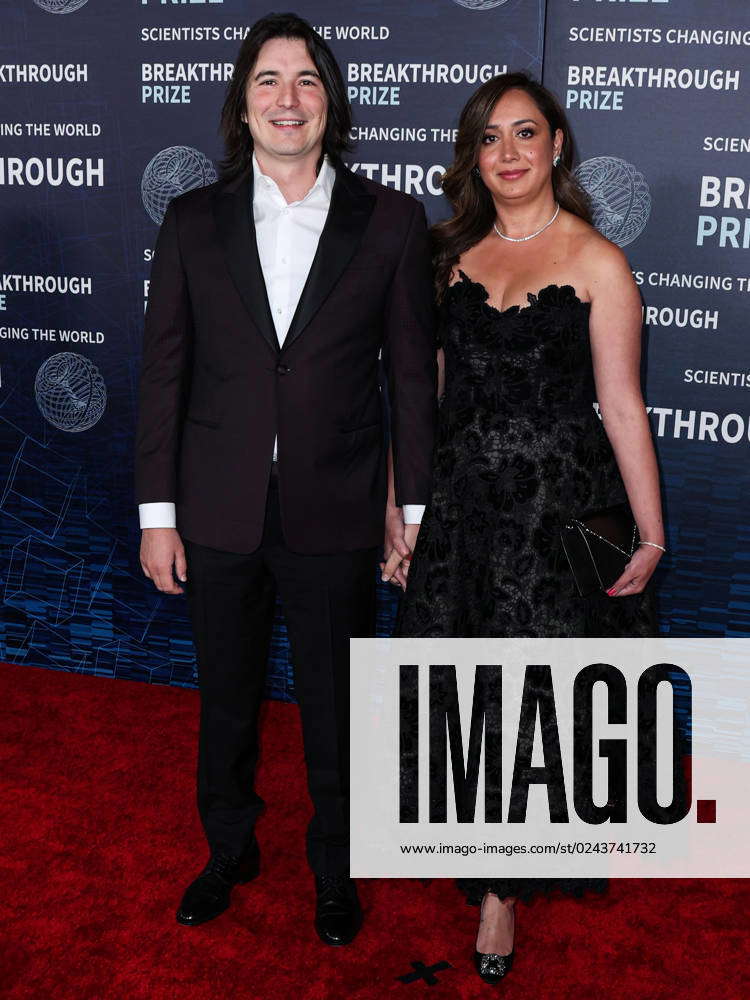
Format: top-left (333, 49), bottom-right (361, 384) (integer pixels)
top-left (135, 161), bottom-right (437, 554)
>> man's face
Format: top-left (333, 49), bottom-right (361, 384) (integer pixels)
top-left (243, 36), bottom-right (328, 165)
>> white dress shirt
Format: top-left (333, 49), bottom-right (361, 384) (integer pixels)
top-left (139, 153), bottom-right (424, 529)
top-left (254, 151), bottom-right (334, 351)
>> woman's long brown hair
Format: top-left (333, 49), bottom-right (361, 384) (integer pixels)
top-left (433, 72), bottom-right (592, 299)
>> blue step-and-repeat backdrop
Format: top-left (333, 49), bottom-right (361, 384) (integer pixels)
top-left (0, 0), bottom-right (747, 699)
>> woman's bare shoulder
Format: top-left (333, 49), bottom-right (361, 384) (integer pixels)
top-left (565, 215), bottom-right (632, 281)
top-left (558, 217), bottom-right (632, 302)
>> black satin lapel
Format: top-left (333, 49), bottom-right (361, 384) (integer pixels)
top-left (282, 170), bottom-right (376, 352)
top-left (213, 174), bottom-right (279, 353)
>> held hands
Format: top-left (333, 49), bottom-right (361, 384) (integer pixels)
top-left (140, 527), bottom-right (187, 595)
top-left (381, 503), bottom-right (420, 591)
top-left (381, 502), bottom-right (409, 589)
top-left (606, 543), bottom-right (663, 597)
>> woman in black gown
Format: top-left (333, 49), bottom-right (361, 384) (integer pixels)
top-left (383, 73), bottom-right (665, 985)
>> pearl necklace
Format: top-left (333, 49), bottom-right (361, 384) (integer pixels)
top-left (493, 202), bottom-right (560, 243)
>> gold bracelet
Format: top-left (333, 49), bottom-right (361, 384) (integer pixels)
top-left (639, 541), bottom-right (666, 553)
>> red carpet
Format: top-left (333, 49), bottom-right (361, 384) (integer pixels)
top-left (0, 662), bottom-right (747, 1000)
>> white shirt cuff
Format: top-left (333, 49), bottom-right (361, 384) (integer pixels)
top-left (403, 504), bottom-right (425, 525)
top-left (139, 502), bottom-right (176, 529)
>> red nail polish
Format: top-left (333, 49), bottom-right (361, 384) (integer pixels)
top-left (607, 587), bottom-right (616, 596)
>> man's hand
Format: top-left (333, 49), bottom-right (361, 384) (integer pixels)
top-left (140, 527), bottom-right (187, 595)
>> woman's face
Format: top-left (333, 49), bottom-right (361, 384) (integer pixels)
top-left (476, 88), bottom-right (562, 205)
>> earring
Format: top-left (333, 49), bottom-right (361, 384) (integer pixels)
top-left (553, 154), bottom-right (561, 167)
top-left (472, 166), bottom-right (480, 177)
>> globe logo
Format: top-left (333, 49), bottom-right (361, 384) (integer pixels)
top-left (574, 156), bottom-right (651, 247)
top-left (35, 353), bottom-right (107, 433)
top-left (453, 0), bottom-right (510, 9)
top-left (33, 0), bottom-right (90, 13)
top-left (142, 146), bottom-right (218, 225)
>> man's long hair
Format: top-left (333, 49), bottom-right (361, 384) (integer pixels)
top-left (219, 12), bottom-right (353, 181)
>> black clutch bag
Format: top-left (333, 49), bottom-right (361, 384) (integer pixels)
top-left (560, 502), bottom-right (639, 597)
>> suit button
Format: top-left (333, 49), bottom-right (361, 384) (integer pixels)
top-left (276, 363), bottom-right (291, 375)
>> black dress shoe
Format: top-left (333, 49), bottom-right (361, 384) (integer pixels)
top-left (473, 949), bottom-right (514, 985)
top-left (314, 874), bottom-right (362, 946)
top-left (176, 841), bottom-right (260, 927)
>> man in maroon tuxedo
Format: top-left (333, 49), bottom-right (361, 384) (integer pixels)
top-left (135, 13), bottom-right (436, 944)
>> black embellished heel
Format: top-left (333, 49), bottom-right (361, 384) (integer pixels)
top-left (473, 948), bottom-right (514, 985)
top-left (473, 891), bottom-right (515, 985)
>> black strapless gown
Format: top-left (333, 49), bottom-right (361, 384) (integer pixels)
top-left (396, 272), bottom-right (656, 902)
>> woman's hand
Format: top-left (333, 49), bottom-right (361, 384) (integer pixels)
top-left (606, 544), bottom-right (663, 597)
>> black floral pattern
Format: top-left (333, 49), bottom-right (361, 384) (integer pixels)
top-left (397, 271), bottom-right (655, 640)
top-left (396, 272), bottom-right (656, 902)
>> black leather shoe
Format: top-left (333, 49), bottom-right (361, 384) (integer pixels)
top-left (473, 949), bottom-right (514, 985)
top-left (314, 874), bottom-right (362, 946)
top-left (176, 841), bottom-right (260, 927)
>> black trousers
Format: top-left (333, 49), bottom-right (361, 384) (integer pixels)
top-left (184, 469), bottom-right (377, 875)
